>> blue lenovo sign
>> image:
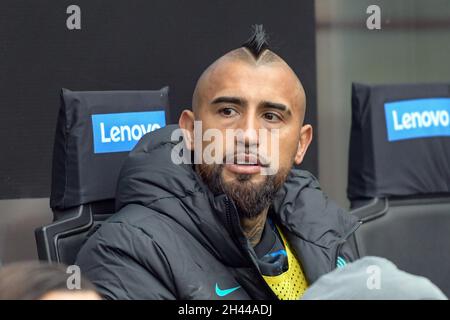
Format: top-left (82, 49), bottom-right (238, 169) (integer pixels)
top-left (384, 98), bottom-right (450, 142)
top-left (92, 110), bottom-right (166, 153)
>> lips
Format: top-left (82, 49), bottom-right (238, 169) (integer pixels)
top-left (224, 154), bottom-right (267, 175)
top-left (225, 163), bottom-right (261, 175)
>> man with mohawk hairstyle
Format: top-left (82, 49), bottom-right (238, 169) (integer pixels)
top-left (76, 25), bottom-right (361, 300)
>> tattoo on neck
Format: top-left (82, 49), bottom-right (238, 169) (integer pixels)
top-left (241, 209), bottom-right (268, 247)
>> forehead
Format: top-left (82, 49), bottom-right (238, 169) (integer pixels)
top-left (199, 58), bottom-right (305, 110)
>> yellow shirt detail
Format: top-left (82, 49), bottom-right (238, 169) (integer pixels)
top-left (262, 227), bottom-right (308, 300)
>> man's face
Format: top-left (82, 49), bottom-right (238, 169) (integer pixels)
top-left (180, 56), bottom-right (312, 218)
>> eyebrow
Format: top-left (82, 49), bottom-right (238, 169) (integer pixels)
top-left (211, 96), bottom-right (292, 116)
top-left (260, 100), bottom-right (292, 116)
top-left (211, 96), bottom-right (246, 106)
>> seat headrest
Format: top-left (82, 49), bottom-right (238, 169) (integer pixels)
top-left (348, 83), bottom-right (450, 201)
top-left (50, 87), bottom-right (169, 210)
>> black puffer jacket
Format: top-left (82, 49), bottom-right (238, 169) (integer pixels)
top-left (76, 125), bottom-right (361, 299)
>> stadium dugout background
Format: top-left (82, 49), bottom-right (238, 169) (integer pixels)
top-left (1, 0), bottom-right (450, 298)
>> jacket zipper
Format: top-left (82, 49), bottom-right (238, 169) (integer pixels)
top-left (331, 220), bottom-right (362, 270)
top-left (224, 196), bottom-right (279, 300)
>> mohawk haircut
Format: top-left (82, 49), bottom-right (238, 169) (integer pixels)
top-left (242, 24), bottom-right (269, 59)
top-left (192, 24), bottom-right (296, 112)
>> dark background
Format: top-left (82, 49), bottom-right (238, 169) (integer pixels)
top-left (0, 0), bottom-right (317, 199)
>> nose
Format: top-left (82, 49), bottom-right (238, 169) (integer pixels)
top-left (238, 112), bottom-right (259, 149)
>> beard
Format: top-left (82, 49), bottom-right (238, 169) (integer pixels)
top-left (196, 163), bottom-right (290, 219)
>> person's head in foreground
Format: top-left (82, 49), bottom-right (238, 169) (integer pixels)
top-left (302, 257), bottom-right (447, 300)
top-left (77, 25), bottom-right (370, 300)
top-left (0, 261), bottom-right (100, 300)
